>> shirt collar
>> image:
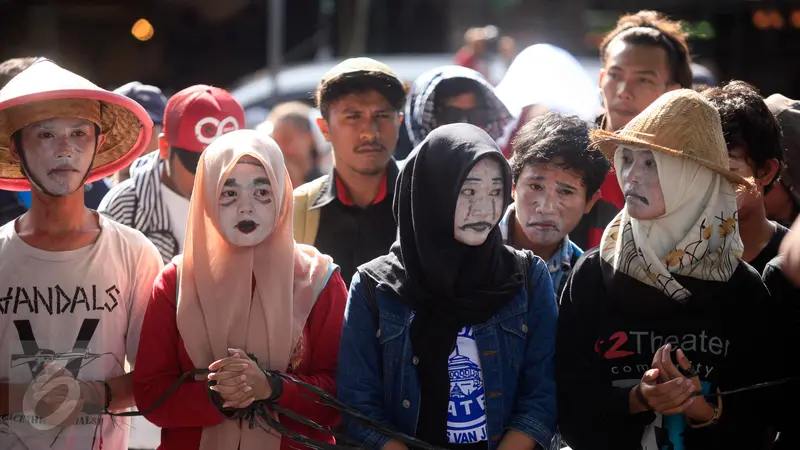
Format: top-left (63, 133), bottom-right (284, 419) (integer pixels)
top-left (311, 158), bottom-right (400, 209)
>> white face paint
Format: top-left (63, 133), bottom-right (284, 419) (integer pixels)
top-left (17, 118), bottom-right (100, 196)
top-left (454, 158), bottom-right (504, 246)
top-left (217, 158), bottom-right (276, 247)
top-left (514, 160), bottom-right (590, 249)
top-left (618, 146), bottom-right (666, 220)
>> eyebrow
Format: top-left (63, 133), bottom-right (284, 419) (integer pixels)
top-left (254, 177), bottom-right (270, 186)
top-left (608, 66), bottom-right (659, 77)
top-left (224, 179), bottom-right (239, 187)
top-left (464, 177), bottom-right (504, 183)
top-left (556, 181), bottom-right (579, 190)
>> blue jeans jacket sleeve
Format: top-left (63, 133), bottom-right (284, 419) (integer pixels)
top-left (336, 272), bottom-right (393, 450)
top-left (507, 260), bottom-right (558, 447)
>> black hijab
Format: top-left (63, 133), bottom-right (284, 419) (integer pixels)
top-left (361, 123), bottom-right (524, 446)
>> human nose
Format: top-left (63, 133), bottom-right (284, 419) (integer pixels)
top-left (238, 197), bottom-right (254, 216)
top-left (54, 137), bottom-right (74, 158)
top-left (359, 118), bottom-right (379, 142)
top-left (616, 80), bottom-right (634, 101)
top-left (534, 193), bottom-right (557, 215)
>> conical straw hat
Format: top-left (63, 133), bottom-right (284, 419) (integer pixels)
top-left (0, 59), bottom-right (152, 191)
top-left (590, 88), bottom-right (751, 187)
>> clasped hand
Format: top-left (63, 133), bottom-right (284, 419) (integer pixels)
top-left (633, 343), bottom-right (713, 421)
top-left (208, 348), bottom-right (271, 409)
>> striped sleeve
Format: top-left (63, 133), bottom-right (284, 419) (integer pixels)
top-left (98, 180), bottom-right (137, 227)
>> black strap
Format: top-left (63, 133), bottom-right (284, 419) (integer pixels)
top-left (514, 249), bottom-right (533, 293)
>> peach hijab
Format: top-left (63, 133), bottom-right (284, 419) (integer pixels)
top-left (175, 129), bottom-right (334, 450)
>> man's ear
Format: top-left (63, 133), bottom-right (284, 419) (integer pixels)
top-left (316, 117), bottom-right (331, 142)
top-left (757, 158), bottom-right (781, 188)
top-left (9, 139), bottom-right (21, 162)
top-left (511, 183), bottom-right (517, 201)
top-left (396, 112), bottom-right (404, 127)
top-left (158, 134), bottom-right (170, 160)
top-left (96, 133), bottom-right (108, 151)
top-left (584, 189), bottom-right (602, 214)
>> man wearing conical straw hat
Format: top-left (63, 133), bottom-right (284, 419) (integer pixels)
top-left (556, 89), bottom-right (778, 450)
top-left (0, 59), bottom-right (163, 449)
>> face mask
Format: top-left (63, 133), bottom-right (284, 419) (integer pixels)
top-left (217, 160), bottom-right (277, 247)
top-left (454, 158), bottom-right (504, 246)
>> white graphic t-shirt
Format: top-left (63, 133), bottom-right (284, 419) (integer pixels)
top-left (0, 215), bottom-right (163, 450)
top-left (447, 326), bottom-right (488, 444)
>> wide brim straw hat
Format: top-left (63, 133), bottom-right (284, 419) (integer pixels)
top-left (590, 88), bottom-right (751, 187)
top-left (0, 59), bottom-right (153, 191)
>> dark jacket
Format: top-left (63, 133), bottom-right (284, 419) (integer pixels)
top-left (557, 249), bottom-right (778, 450)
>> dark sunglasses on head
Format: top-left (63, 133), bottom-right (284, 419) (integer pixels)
top-left (436, 106), bottom-right (491, 128)
top-left (173, 148), bottom-right (202, 175)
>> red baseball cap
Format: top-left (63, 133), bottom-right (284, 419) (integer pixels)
top-left (163, 85), bottom-right (245, 153)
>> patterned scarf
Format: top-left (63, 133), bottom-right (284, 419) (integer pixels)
top-left (600, 148), bottom-right (743, 302)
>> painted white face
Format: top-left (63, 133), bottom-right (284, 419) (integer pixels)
top-left (618, 146), bottom-right (666, 220)
top-left (454, 158), bottom-right (504, 246)
top-left (17, 118), bottom-right (100, 196)
top-left (217, 157), bottom-right (276, 247)
top-left (514, 160), bottom-right (590, 248)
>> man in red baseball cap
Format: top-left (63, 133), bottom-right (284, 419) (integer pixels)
top-left (100, 85), bottom-right (245, 262)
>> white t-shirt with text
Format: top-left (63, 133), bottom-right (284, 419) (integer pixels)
top-left (447, 326), bottom-right (488, 444)
top-left (0, 214), bottom-right (163, 450)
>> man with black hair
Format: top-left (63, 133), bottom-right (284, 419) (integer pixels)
top-left (501, 112), bottom-right (609, 295)
top-left (572, 10), bottom-right (694, 252)
top-left (703, 81), bottom-right (787, 274)
top-left (293, 57), bottom-right (406, 283)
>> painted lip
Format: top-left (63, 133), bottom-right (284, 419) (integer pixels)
top-left (235, 220), bottom-right (258, 234)
top-left (624, 190), bottom-right (649, 205)
top-left (527, 221), bottom-right (559, 231)
top-left (48, 165), bottom-right (79, 175)
top-left (460, 222), bottom-right (492, 232)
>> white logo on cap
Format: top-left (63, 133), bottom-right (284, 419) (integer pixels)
top-left (195, 116), bottom-right (241, 145)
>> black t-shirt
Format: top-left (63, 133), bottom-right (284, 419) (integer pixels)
top-left (556, 249), bottom-right (780, 450)
top-left (762, 257), bottom-right (800, 450)
top-left (748, 221), bottom-right (790, 274)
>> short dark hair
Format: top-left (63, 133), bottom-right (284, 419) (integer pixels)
top-left (510, 112), bottom-right (609, 199)
top-left (0, 57), bottom-right (38, 89)
top-left (316, 74), bottom-right (406, 119)
top-left (600, 10), bottom-right (693, 89)
top-left (702, 80), bottom-right (783, 189)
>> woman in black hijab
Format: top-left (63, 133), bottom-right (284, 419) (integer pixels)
top-left (337, 123), bottom-right (558, 450)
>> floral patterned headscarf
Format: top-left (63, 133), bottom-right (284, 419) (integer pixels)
top-left (599, 147), bottom-right (743, 302)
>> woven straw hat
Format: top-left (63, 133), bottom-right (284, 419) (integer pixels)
top-left (0, 59), bottom-right (152, 191)
top-left (590, 88), bottom-right (751, 187)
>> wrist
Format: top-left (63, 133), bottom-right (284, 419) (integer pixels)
top-left (628, 385), bottom-right (649, 414)
top-left (687, 400), bottom-right (715, 423)
top-left (254, 371), bottom-right (272, 401)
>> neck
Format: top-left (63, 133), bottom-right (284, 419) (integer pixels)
top-left (738, 204), bottom-right (775, 262)
top-left (511, 214), bottom-right (560, 261)
top-left (22, 189), bottom-right (89, 234)
top-left (336, 165), bottom-right (386, 208)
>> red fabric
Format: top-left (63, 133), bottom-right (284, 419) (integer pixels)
top-left (335, 172), bottom-right (388, 206)
top-left (599, 170), bottom-right (624, 210)
top-left (133, 262), bottom-right (348, 450)
top-left (162, 85), bottom-right (246, 153)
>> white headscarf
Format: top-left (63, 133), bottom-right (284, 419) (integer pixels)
top-left (599, 148), bottom-right (743, 302)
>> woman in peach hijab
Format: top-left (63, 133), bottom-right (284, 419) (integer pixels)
top-left (132, 129), bottom-right (347, 450)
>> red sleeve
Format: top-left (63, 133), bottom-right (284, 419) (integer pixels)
top-left (454, 48), bottom-right (477, 69)
top-left (275, 269), bottom-right (347, 426)
top-left (132, 262), bottom-right (225, 428)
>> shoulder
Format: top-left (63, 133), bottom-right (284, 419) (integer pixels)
top-left (99, 216), bottom-right (162, 265)
top-left (98, 176), bottom-right (137, 212)
top-left (293, 175), bottom-right (328, 199)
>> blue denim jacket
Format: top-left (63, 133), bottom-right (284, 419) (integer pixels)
top-left (337, 258), bottom-right (558, 450)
